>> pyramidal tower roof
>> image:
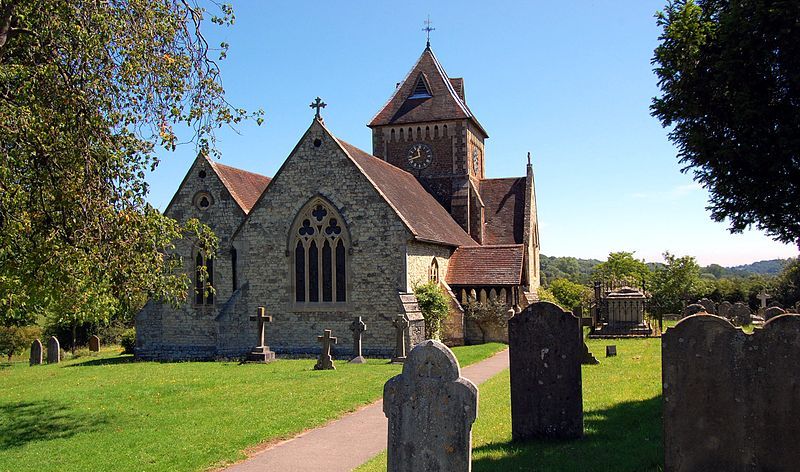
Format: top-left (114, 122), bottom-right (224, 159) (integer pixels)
top-left (368, 46), bottom-right (487, 137)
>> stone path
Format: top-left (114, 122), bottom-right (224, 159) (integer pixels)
top-left (223, 349), bottom-right (509, 472)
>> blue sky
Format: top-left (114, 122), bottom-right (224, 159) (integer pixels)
top-left (148, 0), bottom-right (798, 266)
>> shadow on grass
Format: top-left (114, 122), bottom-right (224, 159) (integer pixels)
top-left (64, 355), bottom-right (136, 368)
top-left (473, 396), bottom-right (663, 472)
top-left (0, 400), bottom-right (111, 450)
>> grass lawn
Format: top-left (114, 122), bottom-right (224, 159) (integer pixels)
top-left (0, 342), bottom-right (506, 472)
top-left (355, 336), bottom-right (663, 472)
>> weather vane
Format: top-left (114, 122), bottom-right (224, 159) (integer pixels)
top-left (422, 15), bottom-right (435, 48)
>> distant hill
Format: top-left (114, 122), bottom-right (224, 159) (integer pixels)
top-left (727, 259), bottom-right (791, 275)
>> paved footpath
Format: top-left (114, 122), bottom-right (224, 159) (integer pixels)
top-left (224, 349), bottom-right (509, 472)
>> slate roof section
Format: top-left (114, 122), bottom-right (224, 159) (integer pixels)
top-left (368, 47), bottom-right (487, 137)
top-left (446, 245), bottom-right (525, 286)
top-left (335, 138), bottom-right (477, 248)
top-left (210, 160), bottom-right (271, 214)
top-left (480, 177), bottom-right (527, 245)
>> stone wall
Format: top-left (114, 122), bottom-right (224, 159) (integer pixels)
top-left (405, 241), bottom-right (452, 291)
top-left (662, 314), bottom-right (800, 471)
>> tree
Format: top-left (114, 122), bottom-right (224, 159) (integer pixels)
top-left (774, 257), bottom-right (800, 307)
top-left (650, 252), bottom-right (702, 314)
top-left (413, 281), bottom-right (449, 340)
top-left (592, 251), bottom-right (651, 286)
top-left (0, 324), bottom-right (40, 361)
top-left (548, 278), bottom-right (592, 313)
top-left (652, 0), bottom-right (800, 245)
top-left (0, 1), bottom-right (255, 326)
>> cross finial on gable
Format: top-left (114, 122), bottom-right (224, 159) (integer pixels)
top-left (422, 15), bottom-right (435, 49)
top-left (309, 97), bottom-right (326, 120)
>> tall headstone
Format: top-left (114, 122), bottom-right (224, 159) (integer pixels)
top-left (508, 301), bottom-right (583, 440)
top-left (247, 307), bottom-right (276, 362)
top-left (763, 306), bottom-right (787, 321)
top-left (391, 314), bottom-right (410, 364)
top-left (349, 317), bottom-right (367, 364)
top-left (29, 339), bottom-right (43, 366)
top-left (697, 298), bottom-right (716, 315)
top-left (314, 329), bottom-right (337, 370)
top-left (731, 302), bottom-right (751, 326)
top-left (717, 301), bottom-right (733, 319)
top-left (663, 314), bottom-right (800, 471)
top-left (47, 336), bottom-right (60, 364)
top-left (383, 340), bottom-right (478, 472)
top-left (89, 335), bottom-right (100, 352)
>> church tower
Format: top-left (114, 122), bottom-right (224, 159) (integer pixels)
top-left (368, 45), bottom-right (489, 242)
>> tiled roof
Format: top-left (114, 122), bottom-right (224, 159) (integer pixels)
top-left (480, 177), bottom-right (526, 245)
top-left (446, 245), bottom-right (524, 286)
top-left (210, 160), bottom-right (271, 214)
top-left (335, 139), bottom-right (477, 248)
top-left (368, 47), bottom-right (487, 137)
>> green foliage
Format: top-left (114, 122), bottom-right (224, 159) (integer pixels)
top-left (464, 298), bottom-right (510, 344)
top-left (536, 287), bottom-right (558, 304)
top-left (413, 282), bottom-right (449, 340)
top-left (0, 324), bottom-right (41, 361)
top-left (120, 328), bottom-right (136, 354)
top-left (540, 255), bottom-right (600, 285)
top-left (652, 0), bottom-right (800, 244)
top-left (0, 0), bottom-right (257, 326)
top-left (548, 278), bottom-right (592, 313)
top-left (773, 257), bottom-right (800, 307)
top-left (592, 251), bottom-right (651, 286)
top-left (650, 252), bottom-right (702, 314)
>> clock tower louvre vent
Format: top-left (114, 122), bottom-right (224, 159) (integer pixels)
top-left (409, 74), bottom-right (432, 99)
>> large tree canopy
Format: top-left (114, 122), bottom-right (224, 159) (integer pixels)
top-left (0, 1), bottom-right (257, 325)
top-left (651, 0), bottom-right (800, 246)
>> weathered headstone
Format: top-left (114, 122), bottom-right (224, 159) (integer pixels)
top-left (508, 301), bottom-right (583, 440)
top-left (47, 336), bottom-right (60, 364)
top-left (247, 306), bottom-right (276, 362)
top-left (683, 303), bottom-right (707, 317)
top-left (717, 301), bottom-right (733, 319)
top-left (314, 329), bottom-right (337, 370)
top-left (581, 342), bottom-right (599, 365)
top-left (763, 306), bottom-right (787, 321)
top-left (29, 339), bottom-right (43, 366)
top-left (697, 298), bottom-right (716, 315)
top-left (349, 317), bottom-right (367, 364)
top-left (383, 340), bottom-right (478, 472)
top-left (391, 314), bottom-right (410, 364)
top-left (663, 314), bottom-right (800, 471)
top-left (731, 302), bottom-right (751, 325)
top-left (89, 335), bottom-right (100, 352)
top-left (606, 345), bottom-right (617, 357)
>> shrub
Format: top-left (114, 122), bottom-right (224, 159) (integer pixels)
top-left (463, 299), bottom-right (510, 344)
top-left (0, 325), bottom-right (42, 362)
top-left (120, 328), bottom-right (136, 354)
top-left (548, 278), bottom-right (592, 313)
top-left (414, 281), bottom-right (450, 340)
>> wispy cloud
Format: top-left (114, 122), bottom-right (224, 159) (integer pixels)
top-left (631, 183), bottom-right (702, 200)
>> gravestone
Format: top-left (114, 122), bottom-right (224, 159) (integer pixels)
top-left (391, 314), bottom-right (410, 364)
top-left (383, 340), bottom-right (478, 472)
top-left (763, 306), bottom-right (786, 321)
top-left (314, 329), bottom-right (337, 370)
top-left (717, 301), bottom-right (733, 319)
top-left (349, 317), bottom-right (367, 364)
top-left (508, 301), bottom-right (583, 440)
top-left (606, 345), bottom-right (617, 357)
top-left (731, 302), bottom-right (751, 325)
top-left (29, 339), bottom-right (43, 366)
top-left (757, 289), bottom-right (770, 309)
top-left (683, 304), bottom-right (707, 317)
top-left (581, 342), bottom-right (599, 365)
top-left (89, 335), bottom-right (100, 352)
top-left (247, 307), bottom-right (276, 362)
top-left (697, 298), bottom-right (716, 315)
top-left (663, 314), bottom-right (800, 471)
top-left (47, 336), bottom-right (60, 364)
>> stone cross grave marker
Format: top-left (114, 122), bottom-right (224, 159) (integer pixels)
top-left (391, 314), bottom-right (410, 364)
top-left (508, 301), bottom-right (583, 440)
top-left (47, 336), bottom-right (60, 364)
top-left (29, 339), bottom-right (43, 366)
top-left (383, 340), bottom-right (478, 472)
top-left (757, 289), bottom-right (770, 309)
top-left (89, 335), bottom-right (100, 352)
top-left (349, 317), bottom-right (367, 364)
top-left (314, 329), bottom-right (337, 370)
top-left (247, 306), bottom-right (276, 362)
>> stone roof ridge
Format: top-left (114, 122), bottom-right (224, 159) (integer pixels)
top-left (206, 155), bottom-right (271, 214)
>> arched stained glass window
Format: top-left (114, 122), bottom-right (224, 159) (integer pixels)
top-left (290, 198), bottom-right (350, 304)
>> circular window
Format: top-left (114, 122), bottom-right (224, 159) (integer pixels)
top-left (313, 138), bottom-right (322, 148)
top-left (194, 192), bottom-right (214, 210)
top-left (199, 170), bottom-right (207, 179)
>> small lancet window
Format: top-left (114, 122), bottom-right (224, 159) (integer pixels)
top-left (195, 251), bottom-right (214, 306)
top-left (429, 258), bottom-right (440, 283)
top-left (409, 74), bottom-right (432, 99)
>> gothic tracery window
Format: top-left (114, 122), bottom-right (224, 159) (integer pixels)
top-left (429, 258), bottom-right (439, 283)
top-left (291, 199), bottom-right (349, 304)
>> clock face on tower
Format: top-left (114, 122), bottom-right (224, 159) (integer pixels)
top-left (472, 147), bottom-right (480, 174)
top-left (407, 143), bottom-right (433, 170)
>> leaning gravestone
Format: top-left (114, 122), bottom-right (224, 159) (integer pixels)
top-left (731, 302), bottom-right (751, 326)
top-left (683, 303), bottom-right (707, 317)
top-left (697, 298), bottom-right (716, 315)
top-left (314, 329), bottom-right (337, 370)
top-left (717, 301), bottom-right (733, 319)
top-left (349, 317), bottom-right (366, 364)
top-left (508, 301), bottom-right (583, 440)
top-left (29, 339), bottom-right (43, 366)
top-left (89, 335), bottom-right (100, 352)
top-left (47, 336), bottom-right (60, 364)
top-left (383, 340), bottom-right (478, 472)
top-left (663, 314), bottom-right (800, 471)
top-left (763, 306), bottom-right (787, 321)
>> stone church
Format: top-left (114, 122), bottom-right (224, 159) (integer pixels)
top-left (135, 45), bottom-right (541, 360)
